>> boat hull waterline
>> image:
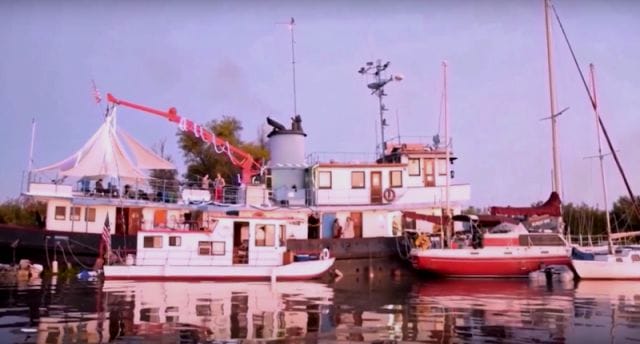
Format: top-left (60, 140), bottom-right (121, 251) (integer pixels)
top-left (411, 248), bottom-right (571, 278)
top-left (103, 257), bottom-right (336, 281)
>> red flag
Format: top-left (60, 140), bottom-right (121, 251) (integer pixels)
top-left (92, 79), bottom-right (102, 104)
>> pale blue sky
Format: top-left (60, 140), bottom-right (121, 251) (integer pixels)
top-left (1, 0), bottom-right (638, 208)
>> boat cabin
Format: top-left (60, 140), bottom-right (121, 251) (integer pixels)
top-left (133, 215), bottom-right (304, 267)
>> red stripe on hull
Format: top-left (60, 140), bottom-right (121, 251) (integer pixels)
top-left (412, 256), bottom-right (571, 277)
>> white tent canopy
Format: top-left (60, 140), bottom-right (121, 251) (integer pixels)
top-left (33, 108), bottom-right (175, 180)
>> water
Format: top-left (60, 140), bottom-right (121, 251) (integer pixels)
top-left (1, 274), bottom-right (639, 343)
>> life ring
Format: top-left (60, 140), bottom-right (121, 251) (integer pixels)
top-left (383, 188), bottom-right (396, 202)
top-left (320, 248), bottom-right (330, 260)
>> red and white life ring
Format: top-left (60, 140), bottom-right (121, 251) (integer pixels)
top-left (383, 188), bottom-right (396, 202)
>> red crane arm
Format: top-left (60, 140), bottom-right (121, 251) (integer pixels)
top-left (106, 93), bottom-right (261, 184)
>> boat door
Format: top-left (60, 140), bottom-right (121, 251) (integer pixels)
top-left (233, 221), bottom-right (250, 264)
top-left (370, 171), bottom-right (382, 204)
top-left (423, 159), bottom-right (435, 187)
top-left (350, 212), bottom-right (363, 238)
top-left (322, 213), bottom-right (336, 239)
top-left (115, 207), bottom-right (142, 235)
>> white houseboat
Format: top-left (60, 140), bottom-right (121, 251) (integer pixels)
top-left (103, 214), bottom-right (335, 281)
top-left (5, 93), bottom-right (471, 273)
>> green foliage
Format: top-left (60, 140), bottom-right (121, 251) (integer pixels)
top-left (610, 196), bottom-right (640, 231)
top-left (0, 197), bottom-right (46, 226)
top-left (178, 116), bottom-right (269, 185)
top-left (562, 202), bottom-right (607, 236)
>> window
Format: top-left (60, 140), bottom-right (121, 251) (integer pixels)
top-left (143, 236), bottom-right (163, 248)
top-left (198, 241), bottom-right (225, 255)
top-left (255, 224), bottom-right (276, 247)
top-left (85, 208), bottom-right (96, 222)
top-left (390, 170), bottom-right (403, 188)
top-left (438, 158), bottom-right (447, 175)
top-left (408, 158), bottom-right (420, 176)
top-left (351, 171), bottom-right (365, 189)
top-left (54, 206), bottom-right (66, 220)
top-left (279, 224), bottom-right (287, 246)
top-left (169, 236), bottom-right (181, 247)
top-left (198, 241), bottom-right (212, 255)
top-left (318, 171), bottom-right (332, 189)
top-left (212, 242), bottom-right (225, 255)
top-left (70, 207), bottom-right (81, 221)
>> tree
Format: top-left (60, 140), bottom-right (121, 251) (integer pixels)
top-left (178, 116), bottom-right (269, 185)
top-left (0, 197), bottom-right (46, 227)
top-left (610, 196), bottom-right (640, 231)
top-left (562, 202), bottom-right (607, 237)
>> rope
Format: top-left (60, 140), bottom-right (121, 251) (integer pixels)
top-left (56, 242), bottom-right (70, 268)
top-left (68, 238), bottom-right (99, 253)
top-left (65, 240), bottom-right (92, 270)
top-left (44, 237), bottom-right (51, 269)
top-left (550, 2), bottom-right (640, 220)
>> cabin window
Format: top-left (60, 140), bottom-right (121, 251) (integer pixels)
top-left (169, 236), bottom-right (181, 247)
top-left (351, 171), bottom-right (365, 189)
top-left (85, 208), bottom-right (96, 222)
top-left (408, 158), bottom-right (420, 176)
top-left (54, 206), bottom-right (66, 220)
top-left (70, 207), bottom-right (82, 221)
top-left (318, 171), bottom-right (332, 189)
top-left (390, 170), bottom-right (403, 188)
top-left (143, 236), bottom-right (163, 248)
top-left (198, 241), bottom-right (225, 255)
top-left (438, 158), bottom-right (447, 175)
top-left (255, 224), bottom-right (276, 247)
top-left (279, 224), bottom-right (287, 246)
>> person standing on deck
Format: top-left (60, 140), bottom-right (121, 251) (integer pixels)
top-left (343, 217), bottom-right (355, 238)
top-left (214, 173), bottom-right (225, 202)
top-left (201, 174), bottom-right (210, 190)
top-left (332, 218), bottom-right (343, 239)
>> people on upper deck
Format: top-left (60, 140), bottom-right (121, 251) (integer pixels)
top-left (123, 184), bottom-right (134, 198)
top-left (214, 173), bottom-right (225, 202)
top-left (95, 179), bottom-right (105, 195)
top-left (201, 174), bottom-right (210, 190)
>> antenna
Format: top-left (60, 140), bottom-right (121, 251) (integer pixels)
top-left (277, 17), bottom-right (298, 116)
top-left (358, 59), bottom-right (403, 158)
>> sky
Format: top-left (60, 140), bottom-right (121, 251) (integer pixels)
top-left (1, 0), bottom-right (639, 208)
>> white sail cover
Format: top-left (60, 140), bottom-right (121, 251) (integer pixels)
top-left (33, 108), bottom-right (174, 179)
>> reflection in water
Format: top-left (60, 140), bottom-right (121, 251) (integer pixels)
top-left (1, 275), bottom-right (640, 343)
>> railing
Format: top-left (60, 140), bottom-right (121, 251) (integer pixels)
top-left (26, 173), bottom-right (248, 206)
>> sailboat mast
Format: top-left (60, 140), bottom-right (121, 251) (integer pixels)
top-left (589, 64), bottom-right (614, 254)
top-left (544, 0), bottom-right (561, 194)
top-left (443, 60), bottom-right (451, 245)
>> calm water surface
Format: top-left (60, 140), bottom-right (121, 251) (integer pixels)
top-left (1, 273), bottom-right (639, 343)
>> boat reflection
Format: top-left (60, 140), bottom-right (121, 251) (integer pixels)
top-left (573, 280), bottom-right (640, 343)
top-left (409, 279), bottom-right (575, 342)
top-left (101, 280), bottom-right (334, 342)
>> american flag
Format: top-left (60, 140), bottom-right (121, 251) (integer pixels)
top-left (102, 213), bottom-right (111, 255)
top-left (92, 79), bottom-right (102, 104)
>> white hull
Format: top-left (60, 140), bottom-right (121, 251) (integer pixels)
top-left (572, 257), bottom-right (640, 280)
top-left (103, 258), bottom-right (335, 281)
